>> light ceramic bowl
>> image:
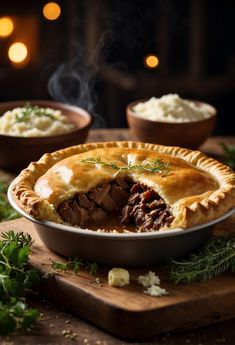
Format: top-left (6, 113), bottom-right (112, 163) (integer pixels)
top-left (127, 99), bottom-right (217, 149)
top-left (8, 180), bottom-right (235, 267)
top-left (0, 100), bottom-right (92, 172)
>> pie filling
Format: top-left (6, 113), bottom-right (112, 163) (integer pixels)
top-left (57, 178), bottom-right (174, 232)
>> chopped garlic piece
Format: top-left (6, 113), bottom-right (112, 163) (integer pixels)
top-left (137, 271), bottom-right (160, 287)
top-left (108, 268), bottom-right (130, 287)
top-left (144, 285), bottom-right (169, 297)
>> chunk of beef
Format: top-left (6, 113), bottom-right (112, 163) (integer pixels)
top-left (128, 193), bottom-right (140, 205)
top-left (57, 179), bottom-right (174, 232)
top-left (57, 179), bottom-right (130, 227)
top-left (89, 183), bottom-right (118, 212)
top-left (78, 194), bottom-right (94, 209)
top-left (79, 208), bottom-right (89, 226)
top-left (149, 199), bottom-right (164, 209)
top-left (130, 183), bottom-right (143, 194)
top-left (58, 199), bottom-right (89, 226)
top-left (116, 178), bottom-right (130, 189)
top-left (90, 207), bottom-right (107, 223)
top-left (121, 205), bottom-right (132, 224)
top-left (121, 182), bottom-right (173, 231)
top-left (89, 183), bottom-right (111, 204)
top-left (110, 185), bottom-right (129, 205)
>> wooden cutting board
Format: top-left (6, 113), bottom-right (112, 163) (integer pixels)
top-left (0, 217), bottom-right (235, 339)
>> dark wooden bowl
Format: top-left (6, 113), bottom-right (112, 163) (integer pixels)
top-left (127, 99), bottom-right (217, 149)
top-left (0, 100), bottom-right (92, 172)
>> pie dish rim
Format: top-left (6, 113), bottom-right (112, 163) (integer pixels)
top-left (8, 180), bottom-right (235, 239)
top-left (11, 140), bottom-right (235, 230)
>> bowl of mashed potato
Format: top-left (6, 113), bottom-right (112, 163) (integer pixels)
top-left (127, 94), bottom-right (217, 149)
top-left (0, 100), bottom-right (92, 171)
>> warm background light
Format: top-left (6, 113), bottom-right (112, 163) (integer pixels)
top-left (0, 17), bottom-right (14, 37)
top-left (144, 55), bottom-right (160, 69)
top-left (43, 2), bottom-right (61, 20)
top-left (8, 42), bottom-right (28, 63)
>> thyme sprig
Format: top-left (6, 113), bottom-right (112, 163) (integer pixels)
top-left (170, 236), bottom-right (235, 284)
top-left (1, 230), bottom-right (34, 247)
top-left (81, 156), bottom-right (170, 176)
top-left (49, 257), bottom-right (98, 276)
top-left (14, 102), bottom-right (55, 123)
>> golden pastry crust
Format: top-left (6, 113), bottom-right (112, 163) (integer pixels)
top-left (12, 141), bottom-right (235, 229)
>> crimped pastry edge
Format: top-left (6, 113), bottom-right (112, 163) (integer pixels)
top-left (12, 141), bottom-right (235, 229)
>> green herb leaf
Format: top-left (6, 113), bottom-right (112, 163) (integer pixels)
top-left (0, 231), bottom-right (40, 335)
top-left (85, 262), bottom-right (98, 275)
top-left (0, 181), bottom-right (8, 193)
top-left (0, 307), bottom-right (16, 335)
top-left (220, 142), bottom-right (235, 169)
top-left (81, 156), bottom-right (171, 176)
top-left (14, 102), bottom-right (55, 123)
top-left (2, 231), bottom-right (34, 247)
top-left (169, 236), bottom-right (235, 284)
top-left (50, 257), bottom-right (98, 276)
top-left (20, 307), bottom-right (39, 330)
top-left (0, 181), bottom-right (20, 222)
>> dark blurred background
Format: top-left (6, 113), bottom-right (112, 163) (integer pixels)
top-left (0, 0), bottom-right (234, 133)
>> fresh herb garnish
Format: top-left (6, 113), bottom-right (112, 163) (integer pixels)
top-left (49, 257), bottom-right (98, 276)
top-left (1, 230), bottom-right (34, 247)
top-left (0, 181), bottom-right (8, 193)
top-left (81, 156), bottom-right (170, 176)
top-left (220, 142), bottom-right (235, 169)
top-left (14, 102), bottom-right (55, 123)
top-left (169, 236), bottom-right (235, 284)
top-left (0, 231), bottom-right (40, 335)
top-left (0, 181), bottom-right (20, 222)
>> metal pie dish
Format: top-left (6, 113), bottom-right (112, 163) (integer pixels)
top-left (8, 180), bottom-right (235, 267)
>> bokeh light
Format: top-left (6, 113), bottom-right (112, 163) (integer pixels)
top-left (8, 42), bottom-right (28, 63)
top-left (144, 55), bottom-right (160, 69)
top-left (0, 17), bottom-right (14, 38)
top-left (43, 2), bottom-right (61, 20)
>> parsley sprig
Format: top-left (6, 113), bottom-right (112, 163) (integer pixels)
top-left (14, 102), bottom-right (55, 123)
top-left (81, 156), bottom-right (170, 176)
top-left (170, 236), bottom-right (235, 284)
top-left (0, 181), bottom-right (20, 222)
top-left (0, 231), bottom-right (40, 335)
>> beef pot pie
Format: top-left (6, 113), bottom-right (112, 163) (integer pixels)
top-left (12, 141), bottom-right (235, 233)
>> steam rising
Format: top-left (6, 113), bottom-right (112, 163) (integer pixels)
top-left (48, 62), bottom-right (92, 112)
top-left (48, 56), bottom-right (105, 127)
top-left (47, 3), bottom-right (158, 127)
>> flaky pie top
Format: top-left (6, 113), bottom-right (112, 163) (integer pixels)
top-left (12, 141), bottom-right (235, 229)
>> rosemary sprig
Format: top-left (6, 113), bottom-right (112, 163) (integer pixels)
top-left (14, 102), bottom-right (55, 123)
top-left (220, 142), bottom-right (235, 169)
top-left (170, 236), bottom-right (235, 284)
top-left (81, 156), bottom-right (170, 176)
top-left (50, 257), bottom-right (98, 276)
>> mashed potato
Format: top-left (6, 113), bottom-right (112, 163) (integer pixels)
top-left (0, 103), bottom-right (77, 137)
top-left (132, 94), bottom-right (213, 123)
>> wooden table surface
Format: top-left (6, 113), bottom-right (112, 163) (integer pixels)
top-left (1, 129), bottom-right (235, 345)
